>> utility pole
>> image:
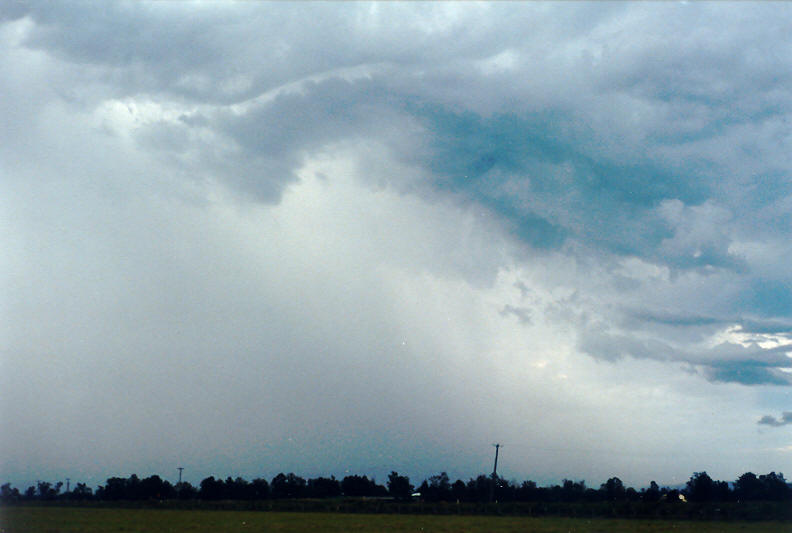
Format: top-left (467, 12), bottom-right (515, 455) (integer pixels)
top-left (177, 467), bottom-right (184, 485)
top-left (492, 443), bottom-right (501, 478)
top-left (489, 443), bottom-right (502, 502)
top-left (66, 478), bottom-right (70, 493)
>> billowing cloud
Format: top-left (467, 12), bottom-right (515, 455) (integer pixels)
top-left (3, 2), bottom-right (792, 491)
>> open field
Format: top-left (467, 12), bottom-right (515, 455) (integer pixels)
top-left (0, 507), bottom-right (787, 533)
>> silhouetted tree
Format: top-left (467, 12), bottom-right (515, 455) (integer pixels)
top-left (560, 479), bottom-right (586, 502)
top-left (271, 473), bottom-right (306, 499)
top-left (35, 481), bottom-right (62, 501)
top-left (734, 472), bottom-right (761, 501)
top-left (1, 483), bottom-right (20, 502)
top-left (175, 481), bottom-right (198, 499)
top-left (69, 483), bottom-right (93, 500)
top-left (387, 471), bottom-right (413, 501)
top-left (516, 480), bottom-right (539, 502)
top-left (199, 476), bottom-right (225, 500)
top-left (424, 472), bottom-right (452, 501)
top-left (222, 477), bottom-right (253, 500)
top-left (758, 472), bottom-right (790, 501)
top-left (685, 471), bottom-right (730, 502)
top-left (494, 478), bottom-right (517, 502)
top-left (600, 477), bottom-right (626, 502)
top-left (466, 475), bottom-right (492, 502)
top-left (97, 477), bottom-right (125, 500)
top-left (664, 488), bottom-right (683, 503)
top-left (451, 479), bottom-right (467, 501)
top-left (307, 476), bottom-right (341, 498)
top-left (140, 475), bottom-right (174, 500)
top-left (250, 478), bottom-right (270, 499)
top-left (341, 474), bottom-right (385, 497)
top-left (642, 481), bottom-right (661, 503)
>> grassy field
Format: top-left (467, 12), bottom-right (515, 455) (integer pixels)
top-left (0, 507), bottom-right (787, 533)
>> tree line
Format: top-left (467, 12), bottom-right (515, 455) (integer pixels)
top-left (2, 470), bottom-right (790, 504)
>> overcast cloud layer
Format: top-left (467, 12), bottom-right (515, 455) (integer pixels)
top-left (2, 2), bottom-right (792, 489)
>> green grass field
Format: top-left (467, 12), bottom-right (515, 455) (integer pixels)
top-left (0, 507), bottom-right (786, 533)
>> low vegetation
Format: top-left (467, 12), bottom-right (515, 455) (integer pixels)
top-left (3, 470), bottom-right (790, 521)
top-left (1, 507), bottom-right (788, 533)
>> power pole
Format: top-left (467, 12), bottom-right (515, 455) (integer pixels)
top-left (177, 467), bottom-right (184, 485)
top-left (492, 443), bottom-right (501, 477)
top-left (66, 478), bottom-right (70, 493)
top-left (489, 443), bottom-right (502, 502)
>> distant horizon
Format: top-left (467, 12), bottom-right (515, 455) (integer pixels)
top-left (3, 460), bottom-right (784, 494)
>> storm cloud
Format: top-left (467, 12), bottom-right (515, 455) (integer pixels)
top-left (3, 2), bottom-right (792, 490)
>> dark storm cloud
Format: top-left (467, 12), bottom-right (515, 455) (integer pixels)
top-left (8, 0), bottom-right (792, 342)
top-left (8, 2), bottom-right (789, 275)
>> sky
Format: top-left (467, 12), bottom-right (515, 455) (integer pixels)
top-left (2, 1), bottom-right (792, 491)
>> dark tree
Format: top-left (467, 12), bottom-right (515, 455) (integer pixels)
top-left (600, 477), bottom-right (626, 502)
top-left (271, 473), bottom-right (306, 499)
top-left (466, 475), bottom-right (492, 502)
top-left (758, 472), bottom-right (790, 501)
top-left (140, 475), bottom-right (174, 500)
top-left (341, 474), bottom-right (385, 497)
top-left (37, 481), bottom-right (62, 501)
top-left (307, 476), bottom-right (341, 498)
top-left (175, 481), bottom-right (198, 499)
top-left (664, 488), bottom-right (683, 503)
top-left (224, 477), bottom-right (254, 500)
top-left (69, 483), bottom-right (93, 500)
top-left (494, 478), bottom-right (517, 502)
top-left (642, 481), bottom-right (661, 503)
top-left (685, 471), bottom-right (731, 502)
top-left (387, 471), bottom-right (413, 501)
top-left (126, 475), bottom-right (142, 500)
top-left (98, 477), bottom-right (125, 500)
top-left (516, 480), bottom-right (539, 502)
top-left (421, 472), bottom-right (452, 502)
top-left (560, 479), bottom-right (586, 502)
top-left (734, 472), bottom-right (761, 501)
top-left (451, 479), bottom-right (467, 502)
top-left (199, 476), bottom-right (225, 500)
top-left (1, 483), bottom-right (20, 502)
top-left (250, 478), bottom-right (270, 499)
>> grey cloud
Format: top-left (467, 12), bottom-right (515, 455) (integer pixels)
top-left (500, 305), bottom-right (531, 325)
top-left (704, 364), bottom-right (791, 387)
top-left (578, 328), bottom-right (792, 386)
top-left (758, 412), bottom-right (792, 427)
top-left (739, 318), bottom-right (792, 336)
top-left (625, 308), bottom-right (725, 328)
top-left (622, 309), bottom-right (792, 345)
top-left (11, 1), bottom-right (788, 274)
